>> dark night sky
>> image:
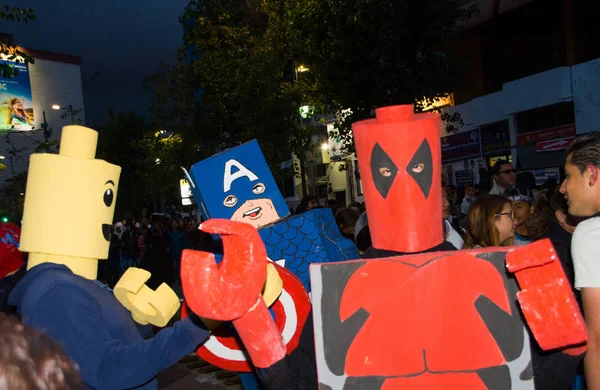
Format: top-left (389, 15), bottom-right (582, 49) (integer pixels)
top-left (4, 0), bottom-right (189, 125)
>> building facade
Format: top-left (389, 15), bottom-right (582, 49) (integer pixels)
top-left (440, 0), bottom-right (600, 188)
top-left (0, 33), bottom-right (85, 186)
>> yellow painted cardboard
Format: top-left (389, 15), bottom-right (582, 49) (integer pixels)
top-left (20, 125), bottom-right (121, 280)
top-left (114, 268), bottom-right (181, 327)
top-left (262, 263), bottom-right (283, 307)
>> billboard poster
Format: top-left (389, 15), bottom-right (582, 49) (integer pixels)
top-left (180, 178), bottom-right (193, 206)
top-left (480, 120), bottom-right (511, 157)
top-left (441, 129), bottom-right (482, 164)
top-left (0, 60), bottom-right (35, 131)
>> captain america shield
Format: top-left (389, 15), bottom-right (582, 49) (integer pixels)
top-left (181, 262), bottom-right (311, 372)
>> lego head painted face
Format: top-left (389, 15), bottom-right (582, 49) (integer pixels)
top-left (19, 126), bottom-right (121, 278)
top-left (188, 140), bottom-right (290, 229)
top-left (352, 105), bottom-right (442, 253)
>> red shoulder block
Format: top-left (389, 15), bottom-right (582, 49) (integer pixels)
top-left (506, 239), bottom-right (587, 351)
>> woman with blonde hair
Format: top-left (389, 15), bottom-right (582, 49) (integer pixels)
top-left (7, 98), bottom-right (33, 127)
top-left (464, 194), bottom-right (516, 248)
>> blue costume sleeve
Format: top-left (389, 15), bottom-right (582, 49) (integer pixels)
top-left (27, 284), bottom-right (209, 389)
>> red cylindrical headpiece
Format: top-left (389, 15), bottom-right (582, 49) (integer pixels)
top-left (353, 105), bottom-right (442, 253)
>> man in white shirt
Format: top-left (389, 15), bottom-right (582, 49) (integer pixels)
top-left (561, 131), bottom-right (600, 388)
top-left (489, 160), bottom-right (517, 195)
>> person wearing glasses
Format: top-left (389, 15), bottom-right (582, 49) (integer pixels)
top-left (463, 194), bottom-right (516, 248)
top-left (489, 160), bottom-right (517, 195)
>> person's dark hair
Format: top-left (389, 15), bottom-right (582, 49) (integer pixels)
top-left (335, 208), bottom-right (361, 230)
top-left (347, 202), bottom-right (363, 213)
top-left (0, 314), bottom-right (84, 389)
top-left (548, 187), bottom-right (569, 215)
top-left (295, 195), bottom-right (317, 214)
top-left (527, 187), bottom-right (575, 239)
top-left (566, 131), bottom-right (600, 174)
top-left (491, 159), bottom-right (510, 176)
top-left (540, 178), bottom-right (558, 192)
top-left (355, 226), bottom-right (371, 252)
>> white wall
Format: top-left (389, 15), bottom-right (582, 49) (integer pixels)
top-left (439, 61), bottom-right (587, 180)
top-left (572, 58), bottom-right (600, 134)
top-left (503, 66), bottom-right (573, 114)
top-left (0, 58), bottom-right (85, 185)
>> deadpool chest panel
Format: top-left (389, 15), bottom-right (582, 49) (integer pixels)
top-left (310, 249), bottom-right (534, 390)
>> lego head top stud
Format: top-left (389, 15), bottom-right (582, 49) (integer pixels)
top-left (20, 126), bottom-right (121, 280)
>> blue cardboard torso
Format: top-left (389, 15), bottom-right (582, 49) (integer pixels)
top-left (259, 209), bottom-right (360, 292)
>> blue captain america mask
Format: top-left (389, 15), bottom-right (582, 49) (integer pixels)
top-left (187, 139), bottom-right (290, 229)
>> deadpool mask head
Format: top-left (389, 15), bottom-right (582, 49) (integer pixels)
top-left (352, 105), bottom-right (442, 253)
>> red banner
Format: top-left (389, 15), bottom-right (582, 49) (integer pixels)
top-left (536, 137), bottom-right (575, 152)
top-left (517, 124), bottom-right (576, 145)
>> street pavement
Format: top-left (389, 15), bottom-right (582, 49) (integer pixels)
top-left (158, 354), bottom-right (242, 390)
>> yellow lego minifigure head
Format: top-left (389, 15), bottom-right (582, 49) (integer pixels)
top-left (20, 125), bottom-right (121, 280)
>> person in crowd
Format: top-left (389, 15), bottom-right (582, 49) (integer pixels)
top-left (182, 216), bottom-right (200, 250)
top-left (137, 224), bottom-right (149, 265)
top-left (145, 220), bottom-right (173, 289)
top-left (353, 212), bottom-right (371, 256)
top-left (464, 194), bottom-right (516, 249)
top-left (443, 184), bottom-right (465, 249)
top-left (0, 313), bottom-right (84, 389)
top-left (445, 184), bottom-right (461, 224)
top-left (541, 177), bottom-right (558, 193)
top-left (140, 216), bottom-right (151, 231)
top-left (528, 187), bottom-right (585, 390)
top-left (460, 183), bottom-right (477, 217)
top-left (295, 195), bottom-right (318, 214)
top-left (121, 219), bottom-right (139, 269)
top-left (560, 131), bottom-right (600, 388)
top-left (489, 159), bottom-right (517, 195)
top-left (107, 224), bottom-right (122, 287)
top-left (505, 184), bottom-right (534, 245)
top-left (335, 207), bottom-right (361, 241)
top-left (479, 167), bottom-right (492, 194)
top-left (167, 219), bottom-right (189, 286)
top-left (347, 202), bottom-right (363, 215)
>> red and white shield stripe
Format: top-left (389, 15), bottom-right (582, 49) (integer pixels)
top-left (181, 262), bottom-right (311, 372)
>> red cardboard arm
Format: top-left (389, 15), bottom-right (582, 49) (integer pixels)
top-left (506, 239), bottom-right (587, 351)
top-left (181, 219), bottom-right (286, 368)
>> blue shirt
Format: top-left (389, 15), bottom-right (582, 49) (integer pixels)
top-left (9, 263), bottom-right (209, 390)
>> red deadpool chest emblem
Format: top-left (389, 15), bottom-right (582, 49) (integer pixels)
top-left (342, 253), bottom-right (512, 377)
top-left (313, 250), bottom-right (535, 389)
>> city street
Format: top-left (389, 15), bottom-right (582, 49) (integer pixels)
top-left (158, 354), bottom-right (242, 390)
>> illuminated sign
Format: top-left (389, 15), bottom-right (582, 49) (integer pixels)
top-left (0, 59), bottom-right (35, 131)
top-left (180, 179), bottom-right (193, 206)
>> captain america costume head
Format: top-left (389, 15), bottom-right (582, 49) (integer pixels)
top-left (352, 104), bottom-right (442, 253)
top-left (187, 139), bottom-right (290, 229)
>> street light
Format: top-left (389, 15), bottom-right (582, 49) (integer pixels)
top-left (52, 104), bottom-right (75, 124)
top-left (0, 156), bottom-right (5, 160)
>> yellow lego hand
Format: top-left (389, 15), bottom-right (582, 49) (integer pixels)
top-left (262, 262), bottom-right (283, 307)
top-left (114, 268), bottom-right (180, 327)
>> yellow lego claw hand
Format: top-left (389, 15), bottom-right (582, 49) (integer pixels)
top-left (114, 268), bottom-right (181, 327)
